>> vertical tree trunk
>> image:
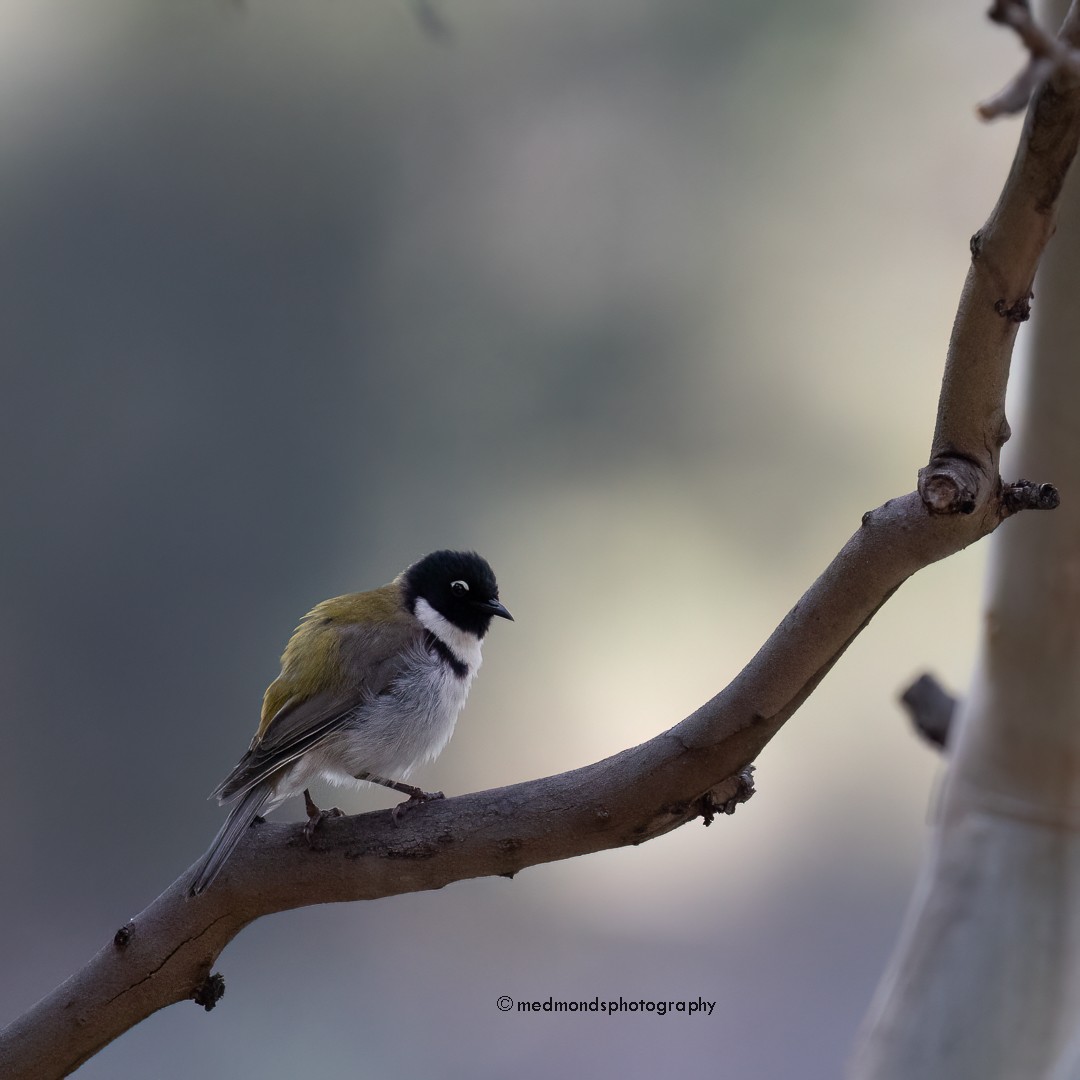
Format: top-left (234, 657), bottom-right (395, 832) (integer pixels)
top-left (850, 2), bottom-right (1080, 1075)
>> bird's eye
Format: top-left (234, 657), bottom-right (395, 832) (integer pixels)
top-left (450, 580), bottom-right (469, 596)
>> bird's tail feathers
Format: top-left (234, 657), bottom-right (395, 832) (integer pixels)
top-left (190, 785), bottom-right (272, 895)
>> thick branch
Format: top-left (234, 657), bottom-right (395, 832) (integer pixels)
top-left (0, 496), bottom-right (995, 1080)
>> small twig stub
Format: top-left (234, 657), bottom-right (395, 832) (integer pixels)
top-left (190, 973), bottom-right (226, 1012)
top-left (698, 766), bottom-right (757, 826)
top-left (1002, 478), bottom-right (1060, 513)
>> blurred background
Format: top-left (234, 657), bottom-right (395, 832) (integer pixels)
top-left (0, 0), bottom-right (1030, 1076)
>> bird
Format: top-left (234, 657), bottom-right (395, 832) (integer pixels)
top-left (189, 549), bottom-right (512, 894)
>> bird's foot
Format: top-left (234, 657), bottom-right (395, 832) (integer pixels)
top-left (391, 789), bottom-right (445, 824)
top-left (303, 788), bottom-right (344, 846)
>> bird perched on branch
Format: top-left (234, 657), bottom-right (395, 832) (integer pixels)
top-left (190, 550), bottom-right (512, 894)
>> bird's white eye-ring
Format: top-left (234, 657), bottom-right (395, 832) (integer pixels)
top-left (450, 580), bottom-right (469, 595)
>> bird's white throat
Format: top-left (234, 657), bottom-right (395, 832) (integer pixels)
top-left (414, 597), bottom-right (484, 671)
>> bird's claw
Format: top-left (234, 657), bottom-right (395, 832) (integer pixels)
top-left (391, 789), bottom-right (444, 824)
top-left (303, 788), bottom-right (344, 846)
top-left (303, 806), bottom-right (343, 846)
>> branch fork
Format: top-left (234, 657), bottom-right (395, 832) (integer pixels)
top-left (979, 0), bottom-right (1080, 119)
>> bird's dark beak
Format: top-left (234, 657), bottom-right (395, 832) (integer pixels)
top-left (482, 598), bottom-right (514, 621)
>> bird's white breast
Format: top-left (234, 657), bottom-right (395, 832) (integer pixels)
top-left (297, 604), bottom-right (483, 790)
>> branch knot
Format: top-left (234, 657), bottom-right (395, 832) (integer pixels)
top-left (698, 766), bottom-right (756, 826)
top-left (191, 972), bottom-right (226, 1012)
top-left (918, 463), bottom-right (981, 515)
top-left (994, 293), bottom-right (1033, 322)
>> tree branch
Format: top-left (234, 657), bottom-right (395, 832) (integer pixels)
top-left (0, 509), bottom-right (991, 1080)
top-left (851, 2), bottom-right (1080, 1074)
top-left (921, 0), bottom-right (1080, 517)
top-left (4, 4), bottom-right (1080, 1078)
top-left (977, 0), bottom-right (1080, 119)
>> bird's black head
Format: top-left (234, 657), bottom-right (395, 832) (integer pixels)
top-left (402, 550), bottom-right (513, 638)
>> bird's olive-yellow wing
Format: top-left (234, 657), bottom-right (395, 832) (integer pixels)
top-left (212, 583), bottom-right (423, 802)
